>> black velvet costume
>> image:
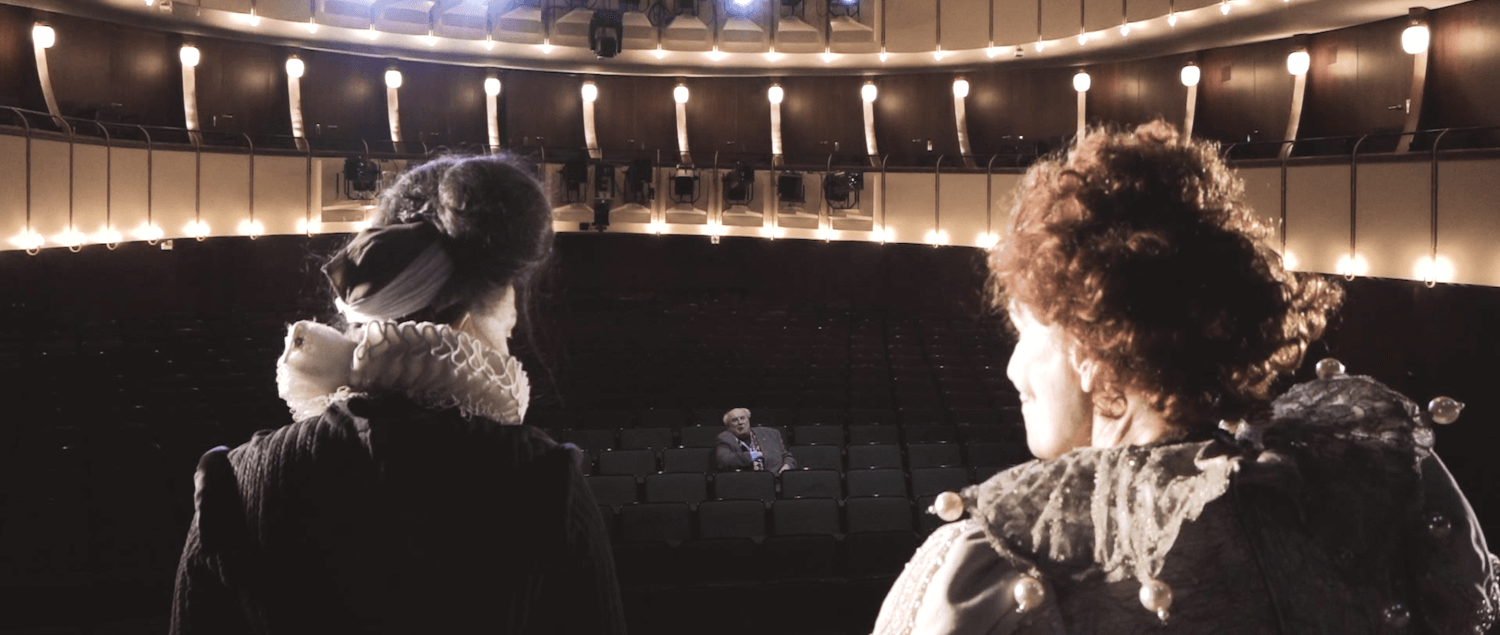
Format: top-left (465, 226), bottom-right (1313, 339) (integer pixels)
top-left (170, 394), bottom-right (626, 635)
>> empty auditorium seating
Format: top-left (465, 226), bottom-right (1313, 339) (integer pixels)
top-left (698, 500), bottom-right (769, 540)
top-left (901, 424), bottom-right (958, 444)
top-left (714, 470), bottom-right (776, 502)
top-left (679, 426), bottom-right (723, 448)
top-left (781, 469), bottom-right (842, 500)
top-left (847, 424), bottom-right (899, 445)
top-left (846, 444), bottom-right (902, 470)
top-left (792, 424), bottom-right (844, 446)
top-left (845, 469), bottom-right (906, 498)
top-left (598, 449), bottom-right (658, 479)
top-left (644, 473), bottom-right (709, 507)
top-left (790, 445), bottom-right (843, 472)
top-left (661, 446), bottom-right (712, 473)
top-left (910, 467), bottom-right (970, 498)
top-left (966, 442), bottom-right (1032, 470)
top-left (771, 498), bottom-right (840, 536)
top-left (620, 427), bottom-right (674, 451)
top-left (906, 442), bottom-right (963, 469)
top-left (844, 496), bottom-right (914, 534)
top-left (620, 502), bottom-right (693, 544)
top-left (588, 474), bottom-right (639, 510)
top-left (564, 428), bottom-right (616, 454)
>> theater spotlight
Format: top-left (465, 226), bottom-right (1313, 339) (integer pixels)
top-left (722, 163), bottom-right (755, 207)
top-left (561, 155), bottom-right (590, 204)
top-left (777, 172), bottom-right (806, 206)
top-left (626, 159), bottom-right (656, 206)
top-left (343, 156), bottom-right (381, 200)
top-left (589, 10), bottom-right (623, 58)
top-left (670, 165), bottom-right (701, 206)
top-left (593, 160), bottom-right (617, 200)
top-left (592, 199), bottom-right (611, 231)
top-left (823, 171), bottom-right (864, 210)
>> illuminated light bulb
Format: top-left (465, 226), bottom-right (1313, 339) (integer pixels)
top-left (878, 50), bottom-right (889, 62)
top-left (10, 230), bottom-right (44, 250)
top-left (1335, 253), bottom-right (1369, 277)
top-left (145, 0), bottom-right (155, 6)
top-left (977, 232), bottom-right (1000, 249)
top-left (307, 19), bottom-right (319, 34)
top-left (423, 34), bottom-right (438, 47)
top-left (237, 219), bottom-right (265, 237)
top-left (352, 220), bottom-right (371, 232)
top-left (877, 226), bottom-right (895, 243)
top-left (54, 228), bottom-right (87, 248)
top-left (767, 85), bottom-right (784, 104)
top-left (365, 27), bottom-right (379, 40)
top-left (92, 227), bottom-right (123, 245)
top-left (295, 217), bottom-right (323, 234)
top-left (540, 41), bottom-right (553, 54)
top-left (817, 227), bottom-right (834, 241)
top-left (1034, 40), bottom-right (1046, 52)
top-left (1220, 1), bottom-right (1231, 15)
top-left (1077, 32), bottom-right (1088, 46)
top-left (246, 11), bottom-right (261, 27)
top-left (179, 45), bottom-right (201, 67)
top-left (484, 77), bottom-right (501, 97)
top-left (823, 50), bottom-right (838, 63)
top-left (1281, 250), bottom-right (1299, 270)
top-left (185, 220), bottom-right (210, 239)
top-left (932, 48), bottom-right (945, 61)
top-left (673, 85), bottom-right (690, 104)
top-left (924, 229), bottom-right (950, 246)
top-left (1073, 70), bottom-right (1091, 92)
top-left (765, 49), bottom-right (783, 61)
top-left (1120, 22), bottom-right (1132, 36)
top-left (484, 37), bottom-right (494, 51)
top-left (1180, 63), bottom-right (1200, 87)
top-left (952, 78), bottom-right (969, 98)
top-left (1167, 12), bottom-right (1178, 27)
top-left (385, 69), bottom-right (403, 89)
top-left (1402, 24), bottom-right (1430, 55)
top-left (133, 223), bottom-right (164, 241)
top-left (1287, 50), bottom-right (1310, 76)
top-left (654, 45), bottom-right (666, 59)
top-left (861, 83), bottom-right (877, 103)
top-left (286, 57), bottom-right (305, 79)
top-left (986, 46), bottom-right (1001, 58)
top-left (1414, 255), bottom-right (1455, 283)
top-left (708, 46), bottom-right (727, 61)
top-left (581, 82), bottom-right (598, 103)
top-left (32, 24), bottom-right (55, 49)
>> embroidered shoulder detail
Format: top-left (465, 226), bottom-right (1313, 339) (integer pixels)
top-left (275, 319), bottom-right (528, 425)
top-left (872, 520), bottom-right (970, 635)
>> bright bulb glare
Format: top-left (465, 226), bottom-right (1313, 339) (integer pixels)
top-left (145, 0), bottom-right (155, 5)
top-left (296, 218), bottom-right (323, 234)
top-left (986, 46), bottom-right (1001, 58)
top-left (484, 77), bottom-right (501, 96)
top-left (237, 219), bottom-right (265, 237)
top-left (540, 42), bottom-right (553, 54)
top-left (366, 28), bottom-right (379, 40)
top-left (385, 69), bottom-right (403, 89)
top-left (767, 85), bottom-right (784, 104)
top-left (581, 82), bottom-right (598, 103)
top-left (1180, 64), bottom-right (1200, 87)
top-left (1402, 25), bottom-right (1430, 54)
top-left (1077, 32), bottom-right (1088, 46)
top-left (1335, 253), bottom-right (1369, 277)
top-left (1220, 2), bottom-right (1231, 15)
top-left (133, 224), bottom-right (164, 241)
top-left (1120, 23), bottom-right (1131, 36)
top-left (10, 231), bottom-right (44, 250)
top-left (179, 45), bottom-right (200, 67)
top-left (924, 229), bottom-right (950, 246)
top-left (765, 50), bottom-right (783, 61)
top-left (32, 24), bottom-right (55, 49)
top-left (1167, 13), bottom-right (1178, 27)
top-left (878, 226), bottom-right (895, 243)
top-left (484, 38), bottom-right (494, 51)
top-left (246, 12), bottom-right (261, 26)
top-left (185, 220), bottom-right (210, 238)
top-left (932, 49), bottom-right (946, 61)
top-left (1034, 40), bottom-right (1045, 52)
top-left (817, 227), bottom-right (834, 241)
top-left (861, 83), bottom-right (877, 103)
top-left (673, 85), bottom-right (690, 104)
top-left (424, 35), bottom-right (438, 47)
top-left (1414, 255), bottom-right (1455, 283)
top-left (977, 232), bottom-right (1000, 249)
top-left (286, 57), bottom-right (305, 79)
top-left (654, 45), bottom-right (666, 59)
top-left (1287, 50), bottom-right (1310, 76)
top-left (307, 20), bottom-right (319, 34)
top-left (1073, 71), bottom-right (1091, 92)
top-left (92, 227), bottom-right (123, 245)
top-left (952, 79), bottom-right (969, 99)
top-left (1281, 250), bottom-right (1299, 270)
top-left (878, 50), bottom-right (889, 62)
top-left (823, 51), bottom-right (838, 63)
top-left (54, 229), bottom-right (87, 247)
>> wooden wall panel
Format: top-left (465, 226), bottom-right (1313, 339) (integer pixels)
top-left (873, 73), bottom-right (960, 166)
top-left (395, 58), bottom-right (486, 149)
top-left (779, 75), bottom-right (864, 165)
top-left (1300, 16), bottom-right (1410, 151)
top-left (297, 50), bottom-right (388, 142)
top-left (1425, 0), bottom-right (1500, 145)
top-left (965, 66), bottom-right (1076, 157)
top-left (504, 70), bottom-right (584, 153)
top-left (0, 4), bottom-right (46, 113)
top-left (44, 12), bottom-right (182, 128)
top-left (194, 37), bottom-right (289, 138)
top-left (1087, 54), bottom-right (1191, 131)
top-left (1195, 39), bottom-right (1295, 151)
top-left (683, 76), bottom-right (770, 164)
top-left (592, 75), bottom-right (676, 155)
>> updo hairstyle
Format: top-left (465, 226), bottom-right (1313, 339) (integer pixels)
top-left (364, 154), bottom-right (554, 326)
top-left (988, 121), bottom-right (1343, 429)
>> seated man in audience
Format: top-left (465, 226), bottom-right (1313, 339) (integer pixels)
top-left (715, 408), bottom-right (797, 474)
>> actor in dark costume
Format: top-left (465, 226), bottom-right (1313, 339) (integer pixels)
top-left (170, 155), bottom-right (626, 634)
top-left (874, 122), bottom-right (1498, 634)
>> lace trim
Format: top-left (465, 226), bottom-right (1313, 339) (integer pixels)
top-left (871, 520), bottom-right (968, 635)
top-left (276, 319), bottom-right (528, 425)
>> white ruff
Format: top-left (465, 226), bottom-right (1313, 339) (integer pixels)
top-left (276, 319), bottom-right (529, 425)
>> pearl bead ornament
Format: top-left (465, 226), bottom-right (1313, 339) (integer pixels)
top-left (1427, 511), bottom-right (1452, 539)
top-left (1139, 578), bottom-right (1174, 622)
top-left (1382, 602), bottom-right (1411, 629)
top-left (1428, 396), bottom-right (1464, 425)
top-left (1013, 575), bottom-right (1046, 613)
top-left (1315, 358), bottom-right (1345, 379)
top-left (933, 491), bottom-right (965, 522)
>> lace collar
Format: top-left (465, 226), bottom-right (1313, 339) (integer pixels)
top-left (275, 319), bottom-right (529, 425)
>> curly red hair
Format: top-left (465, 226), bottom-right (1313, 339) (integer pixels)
top-left (989, 121), bottom-right (1342, 429)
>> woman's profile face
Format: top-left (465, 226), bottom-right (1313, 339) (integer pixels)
top-left (1006, 304), bottom-right (1093, 459)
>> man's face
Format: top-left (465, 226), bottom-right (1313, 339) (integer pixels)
top-left (725, 412), bottom-right (752, 439)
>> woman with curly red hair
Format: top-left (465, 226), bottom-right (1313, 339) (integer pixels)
top-left (873, 122), bottom-right (1497, 634)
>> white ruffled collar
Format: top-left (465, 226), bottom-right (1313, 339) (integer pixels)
top-left (275, 319), bottom-right (529, 425)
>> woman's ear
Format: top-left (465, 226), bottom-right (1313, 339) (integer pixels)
top-left (1069, 348), bottom-right (1098, 394)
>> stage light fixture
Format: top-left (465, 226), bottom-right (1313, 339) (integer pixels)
top-left (670, 165), bottom-right (700, 205)
top-left (674, 84), bottom-right (690, 104)
top-left (32, 24), bottom-right (55, 49)
top-left (823, 171), bottom-right (864, 210)
top-left (1180, 63), bottom-right (1200, 87)
top-left (286, 57), bottom-right (305, 79)
top-left (1073, 70), bottom-right (1091, 92)
top-left (861, 82), bottom-right (877, 103)
top-left (952, 78), bottom-right (969, 98)
top-left (777, 172), bottom-right (805, 205)
top-left (180, 44), bottom-right (201, 67)
top-left (343, 156), bottom-right (381, 200)
top-left (1286, 49), bottom-right (1310, 76)
top-left (1402, 8), bottom-right (1430, 54)
top-left (589, 10), bottom-right (623, 58)
top-left (561, 156), bottom-right (590, 204)
top-left (767, 85), bottom-right (784, 104)
top-left (484, 77), bottom-right (501, 97)
top-left (722, 162), bottom-right (755, 206)
top-left (582, 82), bottom-right (599, 103)
top-left (385, 69), bottom-right (403, 89)
top-left (626, 159), bottom-right (656, 206)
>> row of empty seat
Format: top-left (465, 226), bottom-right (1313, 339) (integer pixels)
top-left (589, 465), bottom-right (1008, 510)
top-left (558, 421), bottom-right (1022, 453)
top-left (580, 441), bottom-right (1031, 477)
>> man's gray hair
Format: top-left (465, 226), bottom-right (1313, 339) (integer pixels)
top-left (722, 407), bottom-right (751, 425)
